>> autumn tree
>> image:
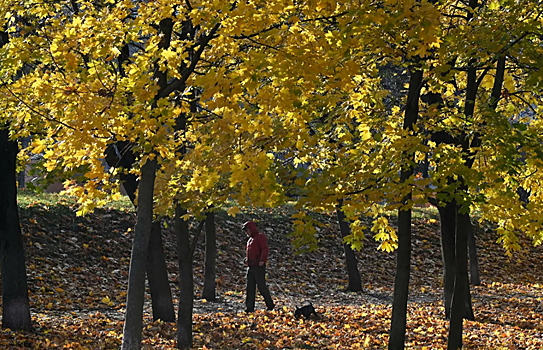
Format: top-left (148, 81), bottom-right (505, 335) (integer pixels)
top-left (0, 29), bottom-right (32, 332)
top-left (416, 2), bottom-right (543, 347)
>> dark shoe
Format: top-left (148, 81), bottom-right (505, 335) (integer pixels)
top-left (267, 306), bottom-right (274, 311)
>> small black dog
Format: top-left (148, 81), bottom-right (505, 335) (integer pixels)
top-left (294, 302), bottom-right (317, 319)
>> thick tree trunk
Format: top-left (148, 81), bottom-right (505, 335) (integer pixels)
top-left (447, 209), bottom-right (475, 350)
top-left (336, 202), bottom-right (362, 292)
top-left (467, 217), bottom-right (481, 286)
top-left (389, 68), bottom-right (423, 350)
top-left (121, 159), bottom-right (157, 350)
top-left (147, 221), bottom-right (176, 322)
top-left (176, 206), bottom-right (193, 350)
top-left (0, 128), bottom-right (32, 331)
top-left (202, 211), bottom-right (217, 301)
top-left (438, 201), bottom-right (456, 319)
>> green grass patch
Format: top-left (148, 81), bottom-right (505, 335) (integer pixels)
top-left (17, 190), bottom-right (134, 213)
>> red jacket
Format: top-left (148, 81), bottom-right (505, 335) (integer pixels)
top-left (245, 222), bottom-right (269, 267)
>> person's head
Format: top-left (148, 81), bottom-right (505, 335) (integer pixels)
top-left (242, 221), bottom-right (258, 237)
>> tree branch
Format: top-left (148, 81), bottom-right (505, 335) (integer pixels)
top-left (158, 23), bottom-right (221, 99)
top-left (190, 219), bottom-right (206, 258)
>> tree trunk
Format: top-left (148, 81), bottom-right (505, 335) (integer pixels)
top-left (468, 214), bottom-right (481, 286)
top-left (467, 218), bottom-right (480, 286)
top-left (438, 201), bottom-right (456, 319)
top-left (389, 67), bottom-right (423, 350)
top-left (336, 201), bottom-right (362, 292)
top-left (456, 211), bottom-right (475, 321)
top-left (147, 221), bottom-right (176, 322)
top-left (447, 208), bottom-right (475, 350)
top-left (202, 211), bottom-right (217, 301)
top-left (389, 204), bottom-right (412, 350)
top-left (176, 206), bottom-right (193, 350)
top-left (121, 159), bottom-right (157, 350)
top-left (0, 128), bottom-right (32, 331)
top-left (105, 145), bottom-right (175, 322)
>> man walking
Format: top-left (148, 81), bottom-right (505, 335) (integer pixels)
top-left (243, 221), bottom-right (274, 312)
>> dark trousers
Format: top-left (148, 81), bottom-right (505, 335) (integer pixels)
top-left (246, 265), bottom-right (274, 311)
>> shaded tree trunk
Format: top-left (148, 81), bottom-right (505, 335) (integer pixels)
top-left (336, 201), bottom-right (362, 292)
top-left (467, 217), bottom-right (480, 286)
top-left (458, 211), bottom-right (475, 321)
top-left (438, 200), bottom-right (456, 320)
top-left (389, 67), bottom-right (423, 350)
top-left (202, 211), bottom-right (217, 301)
top-left (176, 206), bottom-right (193, 349)
top-left (121, 159), bottom-right (157, 350)
top-left (147, 221), bottom-right (176, 322)
top-left (0, 128), bottom-right (32, 331)
top-left (447, 208), bottom-right (475, 350)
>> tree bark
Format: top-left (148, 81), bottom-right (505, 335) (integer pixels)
top-left (121, 159), bottom-right (157, 350)
top-left (176, 206), bottom-right (193, 350)
top-left (467, 217), bottom-right (481, 286)
top-left (202, 211), bottom-right (217, 301)
top-left (389, 67), bottom-right (423, 350)
top-left (447, 208), bottom-right (475, 350)
top-left (336, 201), bottom-right (362, 292)
top-left (438, 200), bottom-right (457, 319)
top-left (147, 221), bottom-right (176, 322)
top-left (0, 128), bottom-right (32, 331)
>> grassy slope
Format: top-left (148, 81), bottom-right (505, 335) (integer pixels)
top-left (0, 191), bottom-right (542, 349)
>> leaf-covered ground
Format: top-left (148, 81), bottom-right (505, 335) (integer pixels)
top-left (1, 192), bottom-right (542, 349)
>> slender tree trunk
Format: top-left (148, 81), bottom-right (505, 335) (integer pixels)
top-left (121, 159), bottom-right (157, 350)
top-left (202, 211), bottom-right (217, 301)
top-left (456, 210), bottom-right (475, 321)
top-left (446, 1), bottom-right (478, 339)
top-left (447, 208), bottom-right (475, 350)
top-left (176, 206), bottom-right (193, 349)
top-left (336, 201), bottom-right (362, 292)
top-left (438, 200), bottom-right (456, 319)
top-left (0, 128), bottom-right (32, 331)
top-left (147, 221), bottom-right (176, 322)
top-left (466, 216), bottom-right (480, 286)
top-left (389, 203), bottom-right (412, 350)
top-left (389, 67), bottom-right (423, 350)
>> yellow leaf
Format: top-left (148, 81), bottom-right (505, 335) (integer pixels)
top-left (227, 206), bottom-right (240, 217)
top-left (364, 335), bottom-right (371, 347)
top-left (31, 140), bottom-right (47, 154)
top-left (102, 296), bottom-right (111, 304)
